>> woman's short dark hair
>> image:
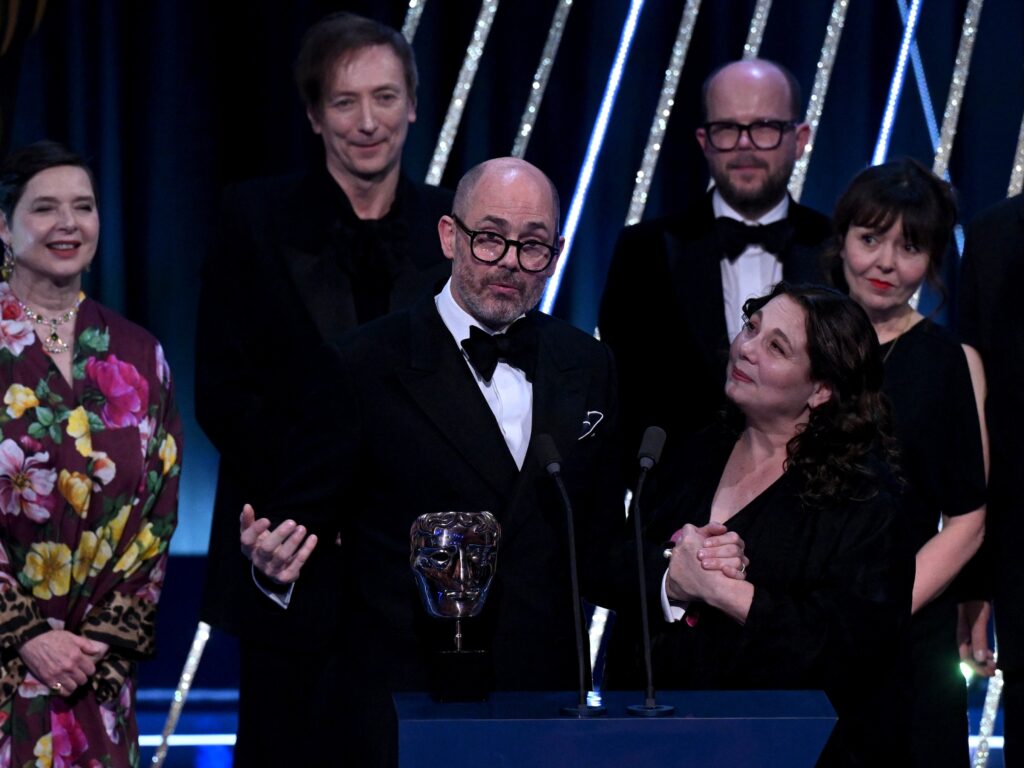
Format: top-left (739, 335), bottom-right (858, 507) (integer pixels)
top-left (824, 158), bottom-right (957, 294)
top-left (294, 12), bottom-right (418, 116)
top-left (739, 282), bottom-right (893, 506)
top-left (0, 141), bottom-right (95, 221)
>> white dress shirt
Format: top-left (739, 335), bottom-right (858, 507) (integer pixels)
top-left (435, 279), bottom-right (533, 470)
top-left (716, 190), bottom-right (789, 341)
top-left (257, 279), bottom-right (535, 608)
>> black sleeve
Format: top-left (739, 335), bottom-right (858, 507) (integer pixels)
top-left (736, 490), bottom-right (914, 694)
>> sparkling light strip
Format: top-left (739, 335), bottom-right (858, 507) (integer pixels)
top-left (742, 0), bottom-right (772, 59)
top-left (932, 0), bottom-right (984, 180)
top-left (896, 0), bottom-right (967, 278)
top-left (788, 0), bottom-right (849, 201)
top-left (151, 622), bottom-right (211, 768)
top-left (871, 0), bottom-right (923, 166)
top-left (512, 0), bottom-right (574, 158)
top-left (972, 669), bottom-right (1004, 767)
top-left (1009, 109), bottom-right (1024, 196)
top-left (426, 0), bottom-right (500, 186)
top-left (401, 0), bottom-right (427, 43)
top-left (541, 0), bottom-right (646, 313)
top-left (625, 0), bottom-right (702, 225)
top-left (898, 0), bottom-right (940, 152)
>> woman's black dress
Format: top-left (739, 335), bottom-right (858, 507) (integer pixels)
top-left (641, 425), bottom-right (916, 767)
top-left (879, 318), bottom-right (986, 768)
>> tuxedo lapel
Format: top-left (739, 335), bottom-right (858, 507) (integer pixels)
top-left (667, 200), bottom-right (730, 376)
top-left (277, 176), bottom-right (359, 345)
top-left (283, 244), bottom-right (359, 344)
top-left (530, 323), bottom-right (593, 455)
top-left (499, 317), bottom-right (593, 544)
top-left (781, 200), bottom-right (831, 283)
top-left (279, 173), bottom-right (449, 347)
top-left (396, 299), bottom-right (521, 498)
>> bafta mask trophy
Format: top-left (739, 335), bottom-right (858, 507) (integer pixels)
top-left (410, 511), bottom-right (500, 700)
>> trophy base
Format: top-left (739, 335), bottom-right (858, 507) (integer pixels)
top-left (428, 649), bottom-right (490, 702)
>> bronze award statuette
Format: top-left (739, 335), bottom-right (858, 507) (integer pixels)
top-left (410, 511), bottom-right (500, 701)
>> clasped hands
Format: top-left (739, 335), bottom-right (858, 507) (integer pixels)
top-left (18, 630), bottom-right (109, 698)
top-left (665, 522), bottom-right (749, 604)
top-left (240, 504), bottom-right (318, 586)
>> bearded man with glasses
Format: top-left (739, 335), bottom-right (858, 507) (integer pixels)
top-left (599, 58), bottom-right (832, 467)
top-left (240, 158), bottom-right (624, 767)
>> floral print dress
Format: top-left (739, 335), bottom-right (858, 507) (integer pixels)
top-left (0, 283), bottom-right (181, 768)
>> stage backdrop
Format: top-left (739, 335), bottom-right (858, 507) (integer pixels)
top-left (0, 0), bottom-right (1021, 553)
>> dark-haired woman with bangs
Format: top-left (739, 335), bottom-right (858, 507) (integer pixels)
top-left (827, 159), bottom-right (988, 767)
top-left (646, 282), bottom-right (914, 766)
top-left (0, 142), bottom-right (181, 766)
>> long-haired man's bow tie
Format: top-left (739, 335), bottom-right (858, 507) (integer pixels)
top-left (461, 321), bottom-right (538, 382)
top-left (715, 217), bottom-right (792, 261)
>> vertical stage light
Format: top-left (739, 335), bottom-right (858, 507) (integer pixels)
top-left (625, 0), bottom-right (702, 227)
top-left (788, 0), bottom-right (850, 201)
top-left (871, 0), bottom-right (922, 166)
top-left (742, 0), bottom-right (773, 59)
top-left (541, 0), bottom-right (646, 314)
top-left (511, 0), bottom-right (575, 158)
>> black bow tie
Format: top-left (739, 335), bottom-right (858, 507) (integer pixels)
top-left (461, 320), bottom-right (538, 382)
top-left (715, 217), bottom-right (792, 261)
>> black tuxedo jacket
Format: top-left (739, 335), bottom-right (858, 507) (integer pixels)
top-left (261, 295), bottom-right (623, 765)
top-left (196, 170), bottom-right (453, 642)
top-left (598, 192), bottom-right (831, 460)
top-left (958, 194), bottom-right (1024, 670)
top-left (268, 295), bottom-right (623, 684)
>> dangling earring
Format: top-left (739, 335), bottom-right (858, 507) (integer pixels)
top-left (1, 241), bottom-right (14, 282)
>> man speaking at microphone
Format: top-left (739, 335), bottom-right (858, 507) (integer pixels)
top-left (241, 157), bottom-right (624, 767)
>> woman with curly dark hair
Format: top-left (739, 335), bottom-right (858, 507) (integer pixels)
top-left (827, 159), bottom-right (988, 767)
top-left (645, 282), bottom-right (915, 766)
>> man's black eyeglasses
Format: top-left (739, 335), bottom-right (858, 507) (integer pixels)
top-left (702, 120), bottom-right (798, 151)
top-left (450, 214), bottom-right (558, 273)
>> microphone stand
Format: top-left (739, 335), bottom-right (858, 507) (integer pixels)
top-left (627, 427), bottom-right (674, 717)
top-left (536, 434), bottom-right (606, 718)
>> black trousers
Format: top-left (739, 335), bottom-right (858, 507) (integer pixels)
top-left (909, 603), bottom-right (969, 768)
top-left (234, 641), bottom-right (346, 767)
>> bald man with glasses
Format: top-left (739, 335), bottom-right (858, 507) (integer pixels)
top-left (599, 58), bottom-right (832, 464)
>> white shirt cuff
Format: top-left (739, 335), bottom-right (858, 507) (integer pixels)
top-left (661, 569), bottom-right (688, 622)
top-left (252, 564), bottom-right (294, 609)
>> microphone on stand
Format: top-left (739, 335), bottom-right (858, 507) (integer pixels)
top-left (535, 434), bottom-right (607, 718)
top-left (626, 426), bottom-right (674, 717)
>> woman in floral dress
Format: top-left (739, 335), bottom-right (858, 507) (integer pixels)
top-left (0, 141), bottom-right (181, 767)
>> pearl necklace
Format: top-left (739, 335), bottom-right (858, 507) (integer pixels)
top-left (16, 294), bottom-right (84, 354)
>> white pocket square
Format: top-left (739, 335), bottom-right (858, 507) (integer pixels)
top-left (578, 410), bottom-right (604, 440)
